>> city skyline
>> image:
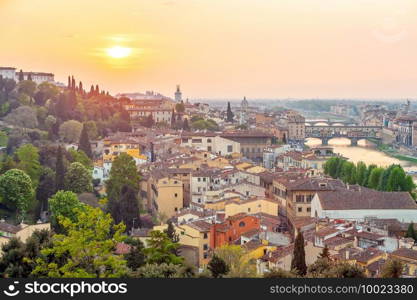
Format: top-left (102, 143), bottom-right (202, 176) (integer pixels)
top-left (1, 0), bottom-right (417, 99)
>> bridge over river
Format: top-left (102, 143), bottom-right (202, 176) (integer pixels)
top-left (305, 125), bottom-right (382, 145)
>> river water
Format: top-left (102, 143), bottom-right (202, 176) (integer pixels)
top-left (305, 137), bottom-right (417, 173)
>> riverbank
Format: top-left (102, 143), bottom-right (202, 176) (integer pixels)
top-left (377, 144), bottom-right (417, 164)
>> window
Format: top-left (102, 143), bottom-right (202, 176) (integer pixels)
top-left (307, 207), bottom-right (311, 212)
top-left (203, 178), bottom-right (206, 182)
top-left (207, 146), bottom-right (212, 152)
top-left (203, 252), bottom-right (208, 259)
top-left (192, 139), bottom-right (202, 143)
top-left (198, 178), bottom-right (201, 182)
top-left (248, 208), bottom-right (251, 212)
top-left (182, 138), bottom-right (189, 143)
top-left (298, 207), bottom-right (302, 213)
top-left (207, 139), bottom-right (212, 143)
top-left (306, 195), bottom-right (313, 202)
top-left (227, 145), bottom-right (233, 153)
top-left (239, 221), bottom-right (246, 227)
top-left (203, 233), bottom-right (208, 239)
top-left (174, 193), bottom-right (178, 198)
top-left (295, 195), bottom-right (305, 203)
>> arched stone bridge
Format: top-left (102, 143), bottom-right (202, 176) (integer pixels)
top-left (305, 125), bottom-right (382, 145)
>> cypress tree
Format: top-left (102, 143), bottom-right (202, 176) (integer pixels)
top-left (95, 85), bottom-right (100, 95)
top-left (89, 85), bottom-right (94, 96)
top-left (79, 81), bottom-right (83, 94)
top-left (27, 72), bottom-right (32, 81)
top-left (55, 146), bottom-right (65, 192)
top-left (291, 231), bottom-right (307, 275)
top-left (208, 254), bottom-right (229, 278)
top-left (165, 221), bottom-right (179, 243)
top-left (405, 222), bottom-right (416, 240)
top-left (78, 124), bottom-right (93, 159)
top-left (71, 76), bottom-right (76, 90)
top-left (226, 102), bottom-right (234, 122)
top-left (68, 76), bottom-right (71, 88)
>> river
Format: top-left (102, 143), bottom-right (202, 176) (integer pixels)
top-left (305, 137), bottom-right (417, 174)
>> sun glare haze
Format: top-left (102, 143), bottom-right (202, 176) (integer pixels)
top-left (106, 46), bottom-right (132, 59)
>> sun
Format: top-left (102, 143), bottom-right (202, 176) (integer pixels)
top-left (106, 46), bottom-right (132, 59)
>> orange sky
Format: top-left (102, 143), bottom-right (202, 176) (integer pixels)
top-left (1, 0), bottom-right (416, 99)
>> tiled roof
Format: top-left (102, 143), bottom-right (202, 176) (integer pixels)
top-left (391, 248), bottom-right (417, 261)
top-left (0, 222), bottom-right (20, 234)
top-left (316, 189), bottom-right (417, 210)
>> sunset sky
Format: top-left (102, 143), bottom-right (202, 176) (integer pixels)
top-left (1, 0), bottom-right (416, 99)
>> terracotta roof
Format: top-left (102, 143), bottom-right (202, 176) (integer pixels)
top-left (187, 220), bottom-right (211, 232)
top-left (391, 248), bottom-right (417, 261)
top-left (242, 240), bottom-right (263, 251)
top-left (316, 189), bottom-right (417, 210)
top-left (354, 248), bottom-right (384, 264)
top-left (114, 242), bottom-right (132, 255)
top-left (261, 244), bottom-right (294, 263)
top-left (0, 222), bottom-right (20, 234)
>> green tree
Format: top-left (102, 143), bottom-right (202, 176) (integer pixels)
top-left (4, 106), bottom-right (38, 129)
top-left (405, 223), bottom-right (416, 240)
top-left (307, 258), bottom-right (332, 278)
top-left (381, 259), bottom-right (404, 278)
top-left (64, 162), bottom-right (92, 194)
top-left (16, 144), bottom-right (41, 186)
top-left (386, 166), bottom-right (406, 191)
top-left (105, 153), bottom-right (140, 205)
top-left (17, 80), bottom-right (37, 98)
top-left (143, 230), bottom-right (183, 265)
top-left (364, 164), bottom-right (377, 186)
top-left (84, 120), bottom-right (98, 140)
top-left (124, 237), bottom-right (146, 271)
top-left (208, 254), bottom-right (229, 278)
top-left (48, 190), bottom-right (85, 227)
top-left (291, 231), bottom-right (307, 276)
top-left (59, 120), bottom-right (83, 143)
top-left (78, 124), bottom-right (93, 159)
top-left (110, 185), bottom-right (140, 233)
top-left (32, 206), bottom-right (128, 278)
top-left (0, 230), bottom-right (51, 278)
top-left (0, 169), bottom-right (33, 220)
top-left (36, 167), bottom-right (56, 214)
top-left (377, 165), bottom-right (397, 191)
top-left (68, 149), bottom-right (92, 169)
top-left (55, 146), bottom-right (65, 191)
top-left (368, 167), bottom-right (384, 189)
top-left (355, 161), bottom-right (367, 186)
top-left (214, 245), bottom-right (256, 278)
top-left (264, 268), bottom-right (298, 278)
top-left (326, 262), bottom-right (365, 278)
